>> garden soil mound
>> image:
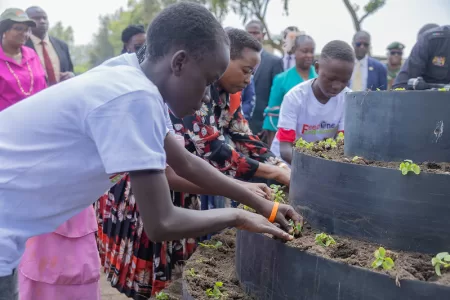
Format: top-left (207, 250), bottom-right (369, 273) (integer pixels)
top-left (183, 229), bottom-right (254, 300)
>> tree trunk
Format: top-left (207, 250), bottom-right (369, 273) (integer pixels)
top-left (342, 0), bottom-right (361, 32)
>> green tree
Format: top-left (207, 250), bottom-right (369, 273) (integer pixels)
top-left (48, 21), bottom-right (74, 46)
top-left (342, 0), bottom-right (386, 32)
top-left (88, 15), bottom-right (115, 67)
top-left (205, 0), bottom-right (290, 52)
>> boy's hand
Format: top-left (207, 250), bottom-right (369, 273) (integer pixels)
top-left (241, 182), bottom-right (272, 199)
top-left (236, 209), bottom-right (294, 241)
top-left (276, 203), bottom-right (303, 234)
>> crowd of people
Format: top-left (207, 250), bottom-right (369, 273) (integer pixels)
top-left (0, 3), bottom-right (448, 300)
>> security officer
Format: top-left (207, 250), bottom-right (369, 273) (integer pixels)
top-left (393, 25), bottom-right (450, 89)
top-left (386, 42), bottom-right (405, 89)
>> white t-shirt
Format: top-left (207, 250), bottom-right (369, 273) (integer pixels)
top-left (0, 54), bottom-right (168, 276)
top-left (271, 79), bottom-right (350, 159)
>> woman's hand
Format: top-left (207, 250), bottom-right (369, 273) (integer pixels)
top-left (235, 209), bottom-right (294, 241)
top-left (272, 167), bottom-right (291, 186)
top-left (241, 182), bottom-right (272, 199)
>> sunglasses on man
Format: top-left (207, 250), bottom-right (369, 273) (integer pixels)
top-left (355, 42), bottom-right (370, 48)
top-left (389, 50), bottom-right (403, 56)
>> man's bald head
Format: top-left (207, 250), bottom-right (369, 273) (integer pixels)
top-left (26, 6), bottom-right (48, 39)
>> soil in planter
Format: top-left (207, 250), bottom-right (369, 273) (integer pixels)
top-left (278, 224), bottom-right (450, 286)
top-left (183, 229), bottom-right (254, 300)
top-left (296, 139), bottom-right (450, 174)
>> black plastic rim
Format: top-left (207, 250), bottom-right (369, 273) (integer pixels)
top-left (236, 230), bottom-right (450, 300)
top-left (344, 91), bottom-right (450, 163)
top-left (290, 151), bottom-right (450, 254)
top-left (182, 279), bottom-right (196, 300)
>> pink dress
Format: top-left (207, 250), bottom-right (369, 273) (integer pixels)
top-left (18, 206), bottom-right (100, 300)
top-left (0, 45), bottom-right (47, 111)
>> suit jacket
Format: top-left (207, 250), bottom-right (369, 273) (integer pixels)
top-left (366, 57), bottom-right (388, 90)
top-left (250, 50), bottom-right (284, 134)
top-left (25, 36), bottom-right (74, 73)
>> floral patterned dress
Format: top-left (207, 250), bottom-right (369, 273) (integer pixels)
top-left (96, 84), bottom-right (282, 299)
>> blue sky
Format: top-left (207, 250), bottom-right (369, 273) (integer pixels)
top-left (4, 0), bottom-right (450, 56)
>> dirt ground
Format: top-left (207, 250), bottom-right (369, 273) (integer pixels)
top-left (100, 273), bottom-right (129, 300)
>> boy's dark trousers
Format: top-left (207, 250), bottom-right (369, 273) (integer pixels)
top-left (0, 269), bottom-right (18, 300)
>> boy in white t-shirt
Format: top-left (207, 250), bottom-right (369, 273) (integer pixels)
top-left (271, 40), bottom-right (355, 165)
top-left (0, 3), bottom-right (301, 299)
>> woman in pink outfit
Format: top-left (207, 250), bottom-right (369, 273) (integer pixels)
top-left (0, 8), bottom-right (101, 300)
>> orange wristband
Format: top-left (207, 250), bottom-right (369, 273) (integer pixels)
top-left (268, 202), bottom-right (280, 223)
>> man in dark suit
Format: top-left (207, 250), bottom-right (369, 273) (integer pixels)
top-left (24, 6), bottom-right (74, 86)
top-left (245, 20), bottom-right (284, 142)
top-left (351, 31), bottom-right (387, 91)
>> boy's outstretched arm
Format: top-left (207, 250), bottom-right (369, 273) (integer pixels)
top-left (164, 133), bottom-right (301, 230)
top-left (130, 169), bottom-right (293, 242)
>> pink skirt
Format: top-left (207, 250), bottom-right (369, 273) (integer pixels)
top-left (19, 206), bottom-right (100, 300)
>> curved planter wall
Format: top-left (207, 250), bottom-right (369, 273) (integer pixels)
top-left (344, 91), bottom-right (450, 163)
top-left (290, 151), bottom-right (450, 254)
top-left (235, 230), bottom-right (450, 300)
top-left (182, 280), bottom-right (196, 300)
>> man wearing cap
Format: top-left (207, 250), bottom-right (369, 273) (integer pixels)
top-left (386, 42), bottom-right (405, 89)
top-left (24, 6), bottom-right (74, 86)
top-left (393, 25), bottom-right (450, 89)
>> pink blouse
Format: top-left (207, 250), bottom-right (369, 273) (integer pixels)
top-left (0, 45), bottom-right (47, 111)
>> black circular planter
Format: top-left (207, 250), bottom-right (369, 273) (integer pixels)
top-left (182, 280), bottom-right (196, 300)
top-left (344, 91), bottom-right (450, 163)
top-left (235, 230), bottom-right (450, 300)
top-left (290, 151), bottom-right (450, 254)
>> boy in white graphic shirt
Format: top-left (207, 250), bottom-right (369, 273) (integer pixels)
top-left (271, 40), bottom-right (355, 165)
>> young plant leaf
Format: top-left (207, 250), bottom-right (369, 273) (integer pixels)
top-left (378, 247), bottom-right (386, 257)
top-left (412, 164), bottom-right (421, 174)
top-left (383, 257), bottom-right (395, 270)
top-left (436, 264), bottom-right (442, 276)
top-left (437, 252), bottom-right (448, 260)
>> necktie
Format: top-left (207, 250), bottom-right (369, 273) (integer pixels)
top-left (352, 60), bottom-right (363, 91)
top-left (286, 55), bottom-right (292, 70)
top-left (41, 40), bottom-right (57, 85)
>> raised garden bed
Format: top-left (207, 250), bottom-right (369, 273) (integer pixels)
top-left (292, 137), bottom-right (450, 254)
top-left (235, 90), bottom-right (450, 299)
top-left (344, 91), bottom-right (450, 163)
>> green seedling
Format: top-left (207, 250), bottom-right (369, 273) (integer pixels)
top-left (352, 156), bottom-right (361, 162)
top-left (336, 132), bottom-right (344, 142)
top-left (156, 291), bottom-right (169, 300)
top-left (438, 88), bottom-right (448, 91)
top-left (198, 241), bottom-right (223, 249)
top-left (394, 87), bottom-right (406, 91)
top-left (371, 247), bottom-right (395, 270)
top-left (270, 184), bottom-right (286, 203)
top-left (296, 137), bottom-right (313, 149)
top-left (432, 252), bottom-right (450, 276)
top-left (376, 88), bottom-right (381, 91)
top-left (205, 281), bottom-right (224, 299)
top-left (289, 219), bottom-right (302, 235)
top-left (399, 159), bottom-right (421, 175)
top-left (243, 205), bottom-right (256, 213)
top-left (315, 233), bottom-right (336, 247)
top-left (187, 268), bottom-right (196, 277)
top-left (324, 138), bottom-right (337, 148)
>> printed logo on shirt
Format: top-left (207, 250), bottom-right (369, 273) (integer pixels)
top-left (432, 56), bottom-right (446, 67)
top-left (302, 121), bottom-right (337, 135)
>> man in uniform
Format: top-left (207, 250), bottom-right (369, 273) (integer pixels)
top-left (393, 25), bottom-right (450, 89)
top-left (386, 42), bottom-right (405, 89)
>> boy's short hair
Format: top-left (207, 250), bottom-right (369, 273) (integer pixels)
top-left (145, 2), bottom-right (229, 62)
top-left (225, 27), bottom-right (262, 60)
top-left (320, 40), bottom-right (355, 63)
